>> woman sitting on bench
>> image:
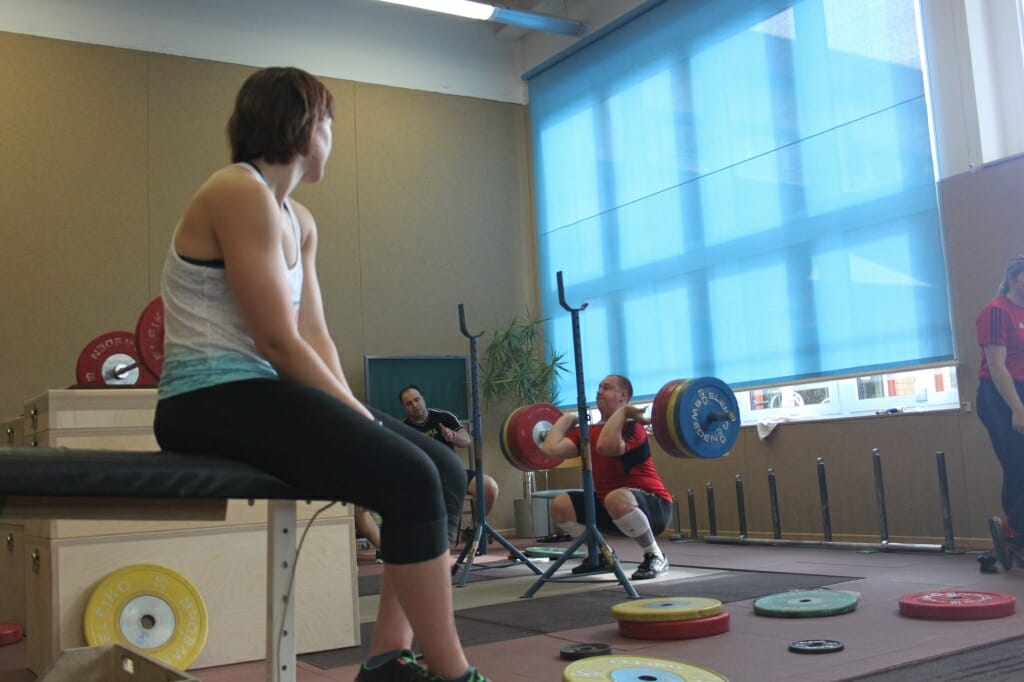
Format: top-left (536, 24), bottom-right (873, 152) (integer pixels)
top-left (152, 66), bottom-right (489, 682)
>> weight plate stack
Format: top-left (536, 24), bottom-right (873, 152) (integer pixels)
top-left (562, 654), bottom-right (728, 681)
top-left (612, 597), bottom-right (723, 623)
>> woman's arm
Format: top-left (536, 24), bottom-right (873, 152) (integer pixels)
top-left (983, 344), bottom-right (1024, 433)
top-left (210, 176), bottom-right (372, 420)
top-left (291, 202), bottom-right (350, 384)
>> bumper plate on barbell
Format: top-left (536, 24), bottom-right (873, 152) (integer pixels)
top-left (652, 377), bottom-right (738, 459)
top-left (136, 296), bottom-right (165, 379)
top-left (76, 330), bottom-right (143, 386)
top-left (500, 402), bottom-right (563, 471)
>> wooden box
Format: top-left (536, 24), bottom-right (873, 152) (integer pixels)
top-left (26, 514), bottom-right (359, 674)
top-left (16, 388), bottom-right (361, 673)
top-left (1, 416), bottom-right (27, 627)
top-left (0, 522), bottom-right (26, 625)
top-left (21, 388), bottom-right (352, 539)
top-left (23, 388), bottom-right (159, 437)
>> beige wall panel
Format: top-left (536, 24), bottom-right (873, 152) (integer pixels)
top-left (144, 56), bottom-right (254, 298)
top-left (353, 84), bottom-right (536, 355)
top-left (0, 32), bottom-right (149, 418)
top-left (351, 84), bottom-right (535, 528)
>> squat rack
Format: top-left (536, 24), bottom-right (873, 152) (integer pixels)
top-left (521, 271), bottom-right (638, 599)
top-left (450, 303), bottom-right (542, 585)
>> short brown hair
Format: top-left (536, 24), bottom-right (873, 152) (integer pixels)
top-left (227, 67), bottom-right (335, 164)
top-left (398, 385), bottom-right (422, 404)
top-left (609, 374), bottom-right (633, 400)
top-left (999, 254), bottom-right (1024, 296)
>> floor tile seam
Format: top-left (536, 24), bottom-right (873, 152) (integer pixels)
top-left (678, 563), bottom-right (865, 579)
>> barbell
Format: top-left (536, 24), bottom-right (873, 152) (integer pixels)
top-left (74, 296), bottom-right (164, 387)
top-left (498, 376), bottom-right (739, 471)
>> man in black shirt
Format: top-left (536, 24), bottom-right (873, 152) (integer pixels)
top-left (400, 385), bottom-right (499, 517)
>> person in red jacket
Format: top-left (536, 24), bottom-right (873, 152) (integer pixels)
top-left (978, 254), bottom-right (1024, 570)
top-left (540, 374), bottom-right (673, 580)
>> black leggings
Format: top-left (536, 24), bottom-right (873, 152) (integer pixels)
top-left (977, 378), bottom-right (1024, 534)
top-left (154, 379), bottom-right (467, 565)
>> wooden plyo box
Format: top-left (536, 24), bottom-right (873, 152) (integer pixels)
top-left (16, 388), bottom-right (360, 674)
top-left (1, 416), bottom-right (26, 625)
top-left (0, 521), bottom-right (26, 626)
top-left (23, 388), bottom-right (159, 437)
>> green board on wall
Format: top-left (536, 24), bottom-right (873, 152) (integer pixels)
top-left (364, 355), bottom-right (469, 422)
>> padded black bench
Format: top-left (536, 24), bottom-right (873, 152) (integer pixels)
top-left (0, 446), bottom-right (345, 682)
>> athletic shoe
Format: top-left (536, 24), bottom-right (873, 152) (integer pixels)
top-left (354, 650), bottom-right (434, 681)
top-left (631, 552), bottom-right (669, 580)
top-left (375, 549), bottom-right (383, 564)
top-left (570, 549), bottom-right (617, 575)
top-left (988, 515), bottom-right (1014, 570)
top-left (454, 668), bottom-right (491, 682)
top-left (978, 553), bottom-right (999, 574)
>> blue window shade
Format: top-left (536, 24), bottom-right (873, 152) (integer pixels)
top-left (526, 0), bottom-right (953, 402)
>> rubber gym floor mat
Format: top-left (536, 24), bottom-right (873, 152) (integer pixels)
top-left (841, 635), bottom-right (1024, 681)
top-left (358, 560), bottom-right (529, 595)
top-left (301, 567), bottom-right (857, 670)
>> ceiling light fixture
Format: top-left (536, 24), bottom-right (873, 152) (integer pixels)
top-left (376, 0), bottom-right (586, 36)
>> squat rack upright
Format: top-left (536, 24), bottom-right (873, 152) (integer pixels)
top-left (451, 303), bottom-right (542, 586)
top-left (521, 271), bottom-right (638, 599)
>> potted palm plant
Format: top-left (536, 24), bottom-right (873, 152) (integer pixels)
top-left (481, 311), bottom-right (566, 409)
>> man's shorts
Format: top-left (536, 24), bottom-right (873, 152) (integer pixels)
top-left (567, 488), bottom-right (672, 535)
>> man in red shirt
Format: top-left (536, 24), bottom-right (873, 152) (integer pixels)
top-left (540, 375), bottom-right (673, 579)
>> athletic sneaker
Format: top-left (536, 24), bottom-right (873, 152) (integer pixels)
top-left (570, 549), bottom-right (617, 575)
top-left (375, 549), bottom-right (383, 564)
top-left (988, 515), bottom-right (1014, 571)
top-left (354, 650), bottom-right (434, 681)
top-left (631, 552), bottom-right (669, 580)
top-left (450, 668), bottom-right (490, 682)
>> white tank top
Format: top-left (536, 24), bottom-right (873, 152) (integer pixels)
top-left (158, 163), bottom-right (304, 399)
